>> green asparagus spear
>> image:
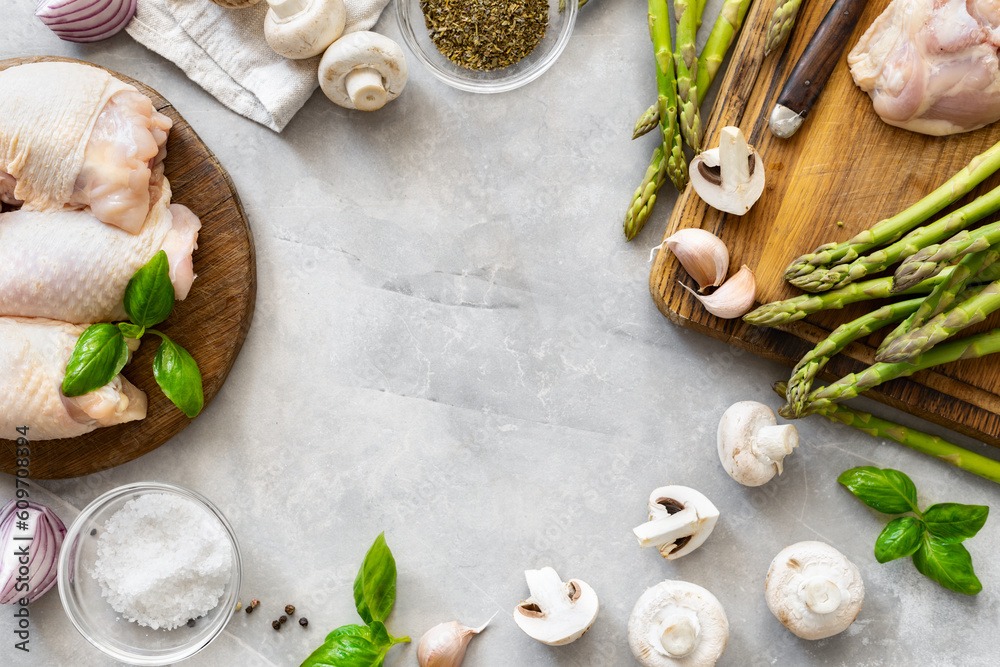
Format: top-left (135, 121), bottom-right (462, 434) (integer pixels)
top-left (783, 141), bottom-right (1000, 282)
top-left (651, 0), bottom-right (688, 192)
top-left (674, 0), bottom-right (705, 152)
top-left (789, 185), bottom-right (1000, 292)
top-left (774, 383), bottom-right (1000, 484)
top-left (696, 0), bottom-right (753, 100)
top-left (893, 218), bottom-right (1000, 292)
top-left (632, 103), bottom-right (660, 140)
top-left (878, 248), bottom-right (1000, 356)
top-left (782, 298), bottom-right (923, 418)
top-left (764, 0), bottom-right (803, 56)
top-left (879, 281), bottom-right (1000, 363)
top-left (798, 328), bottom-right (1000, 415)
top-left (624, 145), bottom-right (667, 241)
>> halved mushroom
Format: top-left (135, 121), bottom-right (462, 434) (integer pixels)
top-left (628, 580), bottom-right (729, 667)
top-left (264, 0), bottom-right (346, 60)
top-left (633, 486), bottom-right (719, 560)
top-left (689, 126), bottom-right (765, 216)
top-left (765, 541), bottom-right (864, 640)
top-left (512, 567), bottom-right (599, 645)
top-left (319, 31), bottom-right (407, 111)
top-left (718, 401), bottom-right (798, 486)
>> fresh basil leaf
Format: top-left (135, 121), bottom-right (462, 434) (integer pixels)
top-left (62, 324), bottom-right (130, 397)
top-left (124, 250), bottom-right (174, 328)
top-left (838, 466), bottom-right (920, 515)
top-left (151, 332), bottom-right (204, 418)
top-left (874, 516), bottom-right (924, 563)
top-left (301, 625), bottom-right (385, 667)
top-left (912, 535), bottom-right (982, 595)
top-left (324, 623), bottom-right (377, 645)
top-left (118, 322), bottom-right (145, 339)
top-left (353, 533), bottom-right (397, 624)
top-left (922, 503), bottom-right (989, 543)
top-left (368, 620), bottom-right (410, 649)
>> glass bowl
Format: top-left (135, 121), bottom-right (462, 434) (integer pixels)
top-left (57, 482), bottom-right (242, 666)
top-left (396, 0), bottom-right (578, 93)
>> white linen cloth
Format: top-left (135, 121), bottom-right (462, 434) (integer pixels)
top-left (126, 0), bottom-right (391, 131)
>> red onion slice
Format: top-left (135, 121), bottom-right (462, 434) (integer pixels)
top-left (35, 0), bottom-right (137, 43)
top-left (0, 499), bottom-right (67, 604)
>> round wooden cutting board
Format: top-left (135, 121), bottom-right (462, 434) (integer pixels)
top-left (0, 56), bottom-right (256, 479)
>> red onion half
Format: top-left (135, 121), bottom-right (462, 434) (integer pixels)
top-left (35, 0), bottom-right (137, 43)
top-left (0, 499), bottom-right (67, 604)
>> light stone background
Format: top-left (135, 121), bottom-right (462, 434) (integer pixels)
top-left (4, 1), bottom-right (1000, 666)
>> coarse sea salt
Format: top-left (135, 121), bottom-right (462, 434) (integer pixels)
top-left (92, 493), bottom-right (232, 630)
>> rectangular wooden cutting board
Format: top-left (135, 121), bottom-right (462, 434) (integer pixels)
top-left (650, 0), bottom-right (1000, 444)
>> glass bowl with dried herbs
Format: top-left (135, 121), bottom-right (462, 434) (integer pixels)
top-left (396, 0), bottom-right (577, 93)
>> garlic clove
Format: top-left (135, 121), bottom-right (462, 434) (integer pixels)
top-left (417, 614), bottom-right (495, 667)
top-left (665, 228), bottom-right (729, 291)
top-left (681, 265), bottom-right (756, 319)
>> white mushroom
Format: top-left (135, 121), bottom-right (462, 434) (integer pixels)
top-left (633, 486), bottom-right (719, 560)
top-left (689, 126), bottom-right (765, 216)
top-left (717, 401), bottom-right (798, 486)
top-left (765, 541), bottom-right (864, 640)
top-left (319, 31), bottom-right (408, 111)
top-left (264, 0), bottom-right (346, 59)
top-left (512, 567), bottom-right (599, 645)
top-left (628, 580), bottom-right (729, 667)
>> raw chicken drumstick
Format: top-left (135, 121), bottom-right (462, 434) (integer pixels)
top-left (0, 61), bottom-right (171, 231)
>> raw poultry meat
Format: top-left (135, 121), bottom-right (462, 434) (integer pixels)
top-left (0, 317), bottom-right (146, 441)
top-left (0, 178), bottom-right (201, 324)
top-left (0, 62), bottom-right (171, 231)
top-left (849, 0), bottom-right (1000, 136)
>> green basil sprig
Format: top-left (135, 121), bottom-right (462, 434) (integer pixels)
top-left (62, 250), bottom-right (204, 418)
top-left (301, 533), bottom-right (410, 667)
top-left (839, 466), bottom-right (989, 595)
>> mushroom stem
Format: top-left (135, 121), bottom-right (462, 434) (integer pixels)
top-left (719, 126), bottom-right (750, 192)
top-left (267, 0), bottom-right (308, 20)
top-left (800, 577), bottom-right (842, 615)
top-left (346, 67), bottom-right (387, 111)
top-left (633, 508), bottom-right (698, 549)
top-left (751, 423), bottom-right (799, 474)
top-left (657, 613), bottom-right (699, 658)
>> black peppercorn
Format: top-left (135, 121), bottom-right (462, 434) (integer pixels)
top-left (285, 604), bottom-right (295, 615)
top-left (187, 619), bottom-right (196, 628)
top-left (279, 615), bottom-right (287, 624)
top-left (90, 528), bottom-right (97, 536)
top-left (299, 617), bottom-right (308, 627)
top-left (245, 605), bottom-right (253, 614)
top-left (272, 620), bottom-right (281, 631)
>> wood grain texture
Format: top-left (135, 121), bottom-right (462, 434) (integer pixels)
top-left (650, 0), bottom-right (1000, 444)
top-left (0, 56), bottom-right (257, 478)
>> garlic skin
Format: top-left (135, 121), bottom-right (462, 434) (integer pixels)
top-left (417, 616), bottom-right (493, 667)
top-left (681, 265), bottom-right (756, 319)
top-left (665, 229), bottom-right (729, 291)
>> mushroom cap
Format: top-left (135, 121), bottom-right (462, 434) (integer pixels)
top-left (512, 567), bottom-right (599, 646)
top-left (319, 31), bottom-right (408, 109)
top-left (628, 580), bottom-right (729, 667)
top-left (635, 486), bottom-right (719, 560)
top-left (765, 541), bottom-right (864, 640)
top-left (717, 401), bottom-right (797, 486)
top-left (689, 126), bottom-right (765, 216)
top-left (264, 0), bottom-right (346, 59)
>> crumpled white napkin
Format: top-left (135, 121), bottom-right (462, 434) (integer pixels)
top-left (126, 0), bottom-right (391, 131)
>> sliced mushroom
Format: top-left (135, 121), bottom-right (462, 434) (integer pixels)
top-left (689, 126), bottom-right (765, 216)
top-left (628, 580), bottom-right (729, 667)
top-left (718, 401), bottom-right (798, 486)
top-left (633, 486), bottom-right (719, 560)
top-left (264, 0), bottom-right (346, 60)
top-left (319, 31), bottom-right (407, 111)
top-left (512, 567), bottom-right (599, 645)
top-left (765, 541), bottom-right (864, 640)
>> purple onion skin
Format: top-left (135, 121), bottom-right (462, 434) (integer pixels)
top-left (35, 0), bottom-right (137, 44)
top-left (0, 499), bottom-right (67, 604)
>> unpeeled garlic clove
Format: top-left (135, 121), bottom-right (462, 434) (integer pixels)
top-left (681, 265), bottom-right (756, 319)
top-left (417, 615), bottom-right (494, 667)
top-left (665, 228), bottom-right (729, 291)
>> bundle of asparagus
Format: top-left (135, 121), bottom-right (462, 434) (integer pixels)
top-left (744, 140), bottom-right (1000, 446)
top-left (624, 0), bottom-right (753, 241)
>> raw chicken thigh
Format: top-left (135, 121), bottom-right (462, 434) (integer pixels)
top-left (0, 178), bottom-right (200, 324)
top-left (0, 318), bottom-right (146, 441)
top-left (849, 0), bottom-right (1000, 136)
top-left (0, 62), bottom-right (171, 231)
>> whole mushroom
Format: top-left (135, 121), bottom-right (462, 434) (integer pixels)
top-left (512, 567), bottom-right (599, 645)
top-left (765, 541), bottom-right (864, 640)
top-left (264, 0), bottom-right (346, 59)
top-left (628, 580), bottom-right (729, 667)
top-left (633, 486), bottom-right (719, 560)
top-left (319, 31), bottom-right (408, 111)
top-left (718, 401), bottom-right (798, 486)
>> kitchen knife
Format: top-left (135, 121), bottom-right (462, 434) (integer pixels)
top-left (768, 0), bottom-right (867, 138)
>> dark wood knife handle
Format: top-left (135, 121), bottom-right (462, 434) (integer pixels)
top-left (776, 0), bottom-right (867, 117)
